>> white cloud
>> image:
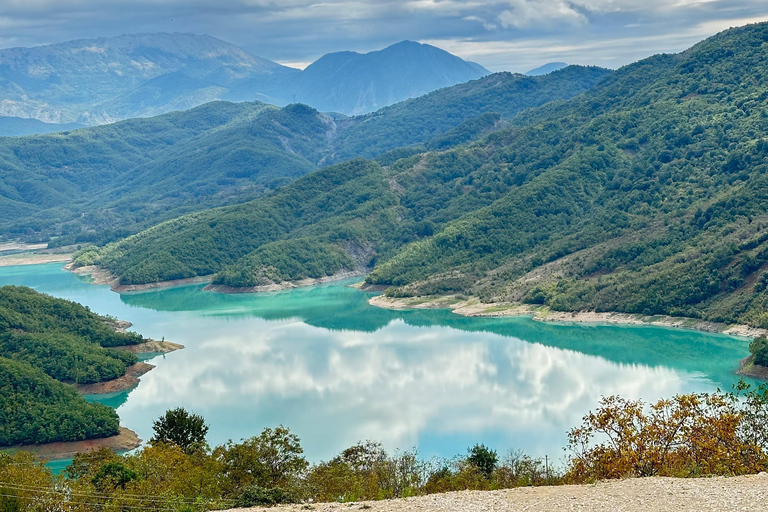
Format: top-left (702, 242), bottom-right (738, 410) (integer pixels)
top-left (498, 1), bottom-right (587, 29)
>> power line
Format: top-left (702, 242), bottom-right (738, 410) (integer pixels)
top-left (0, 491), bottom-right (184, 511)
top-left (0, 482), bottom-right (234, 506)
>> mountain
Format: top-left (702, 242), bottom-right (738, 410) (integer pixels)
top-left (0, 65), bottom-right (607, 244)
top-left (0, 33), bottom-right (296, 125)
top-left (0, 34), bottom-right (489, 127)
top-left (526, 62), bottom-right (568, 76)
top-left (286, 41), bottom-right (489, 115)
top-left (88, 22), bottom-right (768, 329)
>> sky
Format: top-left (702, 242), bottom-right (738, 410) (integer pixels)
top-left (0, 1), bottom-right (767, 73)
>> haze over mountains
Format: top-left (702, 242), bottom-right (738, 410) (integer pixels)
top-left (0, 33), bottom-right (489, 133)
top-left (0, 65), bottom-right (608, 244)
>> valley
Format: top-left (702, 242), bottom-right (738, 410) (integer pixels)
top-left (3, 15), bottom-right (768, 510)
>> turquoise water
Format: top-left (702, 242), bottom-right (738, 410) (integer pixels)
top-left (0, 263), bottom-right (754, 465)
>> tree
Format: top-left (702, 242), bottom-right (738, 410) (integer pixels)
top-left (150, 407), bottom-right (209, 454)
top-left (467, 444), bottom-right (498, 479)
top-left (749, 336), bottom-right (768, 366)
top-left (218, 426), bottom-right (308, 492)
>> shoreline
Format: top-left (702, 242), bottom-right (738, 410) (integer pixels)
top-left (0, 252), bottom-right (73, 267)
top-left (367, 295), bottom-right (768, 338)
top-left (69, 263), bottom-right (366, 294)
top-left (76, 362), bottom-right (155, 394)
top-left (2, 427), bottom-right (142, 461)
top-left (67, 263), bottom-right (212, 292)
top-left (204, 269), bottom-right (367, 293)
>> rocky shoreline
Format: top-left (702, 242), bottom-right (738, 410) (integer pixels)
top-left (69, 262), bottom-right (366, 294)
top-left (368, 295), bottom-right (768, 338)
top-left (5, 428), bottom-right (142, 461)
top-left (204, 269), bottom-right (367, 293)
top-left (1, 312), bottom-right (182, 461)
top-left (67, 263), bottom-right (213, 292)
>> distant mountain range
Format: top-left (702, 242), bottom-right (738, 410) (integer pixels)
top-left (526, 62), bottom-right (568, 76)
top-left (0, 33), bottom-right (489, 132)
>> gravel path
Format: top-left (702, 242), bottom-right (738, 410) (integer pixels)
top-left (236, 474), bottom-right (768, 512)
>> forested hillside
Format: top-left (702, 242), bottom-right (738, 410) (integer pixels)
top-left (90, 22), bottom-right (768, 329)
top-left (0, 66), bottom-right (606, 244)
top-left (0, 286), bottom-right (145, 445)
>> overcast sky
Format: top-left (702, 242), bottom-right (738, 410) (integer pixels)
top-left (0, 1), bottom-right (766, 73)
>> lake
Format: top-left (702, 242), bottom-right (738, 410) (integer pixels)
top-left (0, 262), bottom-right (754, 465)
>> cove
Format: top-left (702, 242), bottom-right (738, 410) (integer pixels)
top-left (0, 262), bottom-right (754, 464)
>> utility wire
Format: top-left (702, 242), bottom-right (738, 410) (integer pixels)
top-left (0, 482), bottom-right (234, 506)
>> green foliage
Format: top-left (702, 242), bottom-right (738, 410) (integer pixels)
top-left (216, 425), bottom-right (308, 493)
top-left (71, 23), bottom-right (768, 327)
top-left (0, 285), bottom-right (142, 347)
top-left (151, 408), bottom-right (210, 454)
top-left (0, 331), bottom-right (135, 384)
top-left (749, 336), bottom-right (768, 366)
top-left (235, 485), bottom-right (296, 507)
top-left (467, 444), bottom-right (498, 479)
top-left (0, 286), bottom-right (143, 445)
top-left (213, 238), bottom-right (355, 287)
top-left (1, 68), bottom-right (607, 244)
top-left (92, 461), bottom-right (138, 491)
top-left (0, 357), bottom-right (119, 446)
top-left (332, 66), bottom-right (611, 162)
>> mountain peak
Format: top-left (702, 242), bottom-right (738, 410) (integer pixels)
top-left (526, 62), bottom-right (568, 76)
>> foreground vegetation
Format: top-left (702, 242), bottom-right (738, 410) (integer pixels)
top-left (4, 382), bottom-right (768, 511)
top-left (86, 22), bottom-right (768, 328)
top-left (0, 286), bottom-right (144, 446)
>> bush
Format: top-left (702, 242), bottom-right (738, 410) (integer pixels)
top-left (235, 485), bottom-right (296, 507)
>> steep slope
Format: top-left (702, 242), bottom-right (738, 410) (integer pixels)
top-left (0, 102), bottom-right (332, 242)
top-left (92, 22), bottom-right (768, 329)
top-left (288, 41), bottom-right (488, 115)
top-left (0, 66), bottom-right (607, 243)
top-left (330, 65), bottom-right (611, 162)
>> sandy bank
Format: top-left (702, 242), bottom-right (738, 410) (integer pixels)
top-left (0, 242), bottom-right (49, 252)
top-left (113, 339), bottom-right (184, 354)
top-left (368, 295), bottom-right (768, 338)
top-left (75, 338), bottom-right (184, 394)
top-left (76, 362), bottom-right (154, 394)
top-left (0, 253), bottom-right (72, 267)
top-left (234, 474), bottom-right (768, 512)
top-left (3, 427), bottom-right (141, 461)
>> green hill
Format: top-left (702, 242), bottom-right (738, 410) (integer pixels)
top-left (0, 66), bottom-right (608, 244)
top-left (89, 22), bottom-right (768, 329)
top-left (0, 285), bottom-right (147, 446)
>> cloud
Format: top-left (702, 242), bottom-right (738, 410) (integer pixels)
top-left (497, 1), bottom-right (587, 29)
top-left (0, 1), bottom-right (766, 73)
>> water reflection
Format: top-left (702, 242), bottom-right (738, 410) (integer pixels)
top-left (0, 263), bottom-right (753, 462)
